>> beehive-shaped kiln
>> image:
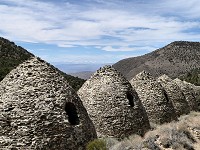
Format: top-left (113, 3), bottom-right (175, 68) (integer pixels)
top-left (78, 66), bottom-right (150, 138)
top-left (0, 57), bottom-right (97, 150)
top-left (130, 71), bottom-right (177, 124)
top-left (157, 75), bottom-right (190, 116)
top-left (174, 78), bottom-right (198, 111)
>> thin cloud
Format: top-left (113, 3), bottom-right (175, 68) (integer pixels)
top-left (102, 45), bottom-right (157, 52)
top-left (40, 53), bottom-right (136, 64)
top-left (0, 0), bottom-right (200, 52)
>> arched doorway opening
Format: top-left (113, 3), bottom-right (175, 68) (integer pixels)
top-left (65, 102), bottom-right (80, 125)
top-left (164, 90), bottom-right (169, 102)
top-left (127, 92), bottom-right (134, 107)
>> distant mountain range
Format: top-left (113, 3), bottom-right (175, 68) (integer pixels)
top-left (1, 37), bottom-right (200, 87)
top-left (55, 63), bottom-right (112, 73)
top-left (69, 71), bottom-right (94, 80)
top-left (113, 41), bottom-right (200, 80)
top-left (55, 63), bottom-right (112, 80)
top-left (0, 37), bottom-right (85, 91)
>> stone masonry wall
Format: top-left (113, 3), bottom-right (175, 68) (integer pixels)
top-left (157, 75), bottom-right (190, 116)
top-left (0, 57), bottom-right (97, 150)
top-left (174, 78), bottom-right (198, 111)
top-left (183, 81), bottom-right (200, 111)
top-left (78, 66), bottom-right (150, 139)
top-left (130, 71), bottom-right (177, 124)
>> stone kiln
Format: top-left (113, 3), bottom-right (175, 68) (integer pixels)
top-left (174, 78), bottom-right (198, 111)
top-left (130, 71), bottom-right (177, 124)
top-left (183, 81), bottom-right (200, 111)
top-left (157, 75), bottom-right (190, 116)
top-left (0, 57), bottom-right (96, 150)
top-left (78, 66), bottom-right (150, 139)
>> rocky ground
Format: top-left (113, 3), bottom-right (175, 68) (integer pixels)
top-left (89, 111), bottom-right (200, 150)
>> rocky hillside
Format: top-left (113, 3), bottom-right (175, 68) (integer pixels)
top-left (0, 37), bottom-right (85, 91)
top-left (0, 37), bottom-right (34, 81)
top-left (180, 68), bottom-right (200, 86)
top-left (113, 41), bottom-right (200, 80)
top-left (58, 70), bottom-right (85, 91)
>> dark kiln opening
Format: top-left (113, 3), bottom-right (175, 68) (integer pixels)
top-left (164, 90), bottom-right (169, 102)
top-left (65, 102), bottom-right (80, 125)
top-left (127, 92), bottom-right (134, 107)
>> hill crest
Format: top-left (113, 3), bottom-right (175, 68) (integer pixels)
top-left (0, 37), bottom-right (85, 91)
top-left (113, 41), bottom-right (200, 80)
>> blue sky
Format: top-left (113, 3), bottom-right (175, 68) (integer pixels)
top-left (1, 0), bottom-right (200, 64)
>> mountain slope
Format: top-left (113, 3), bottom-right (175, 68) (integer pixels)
top-left (113, 41), bottom-right (200, 80)
top-left (0, 37), bottom-right (85, 91)
top-left (179, 68), bottom-right (200, 86)
top-left (0, 37), bottom-right (34, 81)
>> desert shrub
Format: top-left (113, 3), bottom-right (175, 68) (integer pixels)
top-left (109, 141), bottom-right (133, 150)
top-left (161, 128), bottom-right (194, 149)
top-left (127, 134), bottom-right (143, 149)
top-left (86, 139), bottom-right (107, 150)
top-left (180, 68), bottom-right (200, 86)
top-left (105, 138), bottom-right (119, 149)
top-left (109, 135), bottom-right (143, 150)
top-left (142, 135), bottom-right (160, 150)
top-left (99, 112), bottom-right (200, 150)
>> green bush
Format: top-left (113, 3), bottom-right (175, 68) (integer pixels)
top-left (86, 139), bottom-right (107, 150)
top-left (180, 68), bottom-right (200, 86)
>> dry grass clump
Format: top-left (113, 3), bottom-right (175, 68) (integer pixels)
top-left (107, 112), bottom-right (200, 150)
top-left (86, 139), bottom-right (107, 150)
top-left (109, 135), bottom-right (143, 150)
top-left (155, 123), bottom-right (195, 150)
